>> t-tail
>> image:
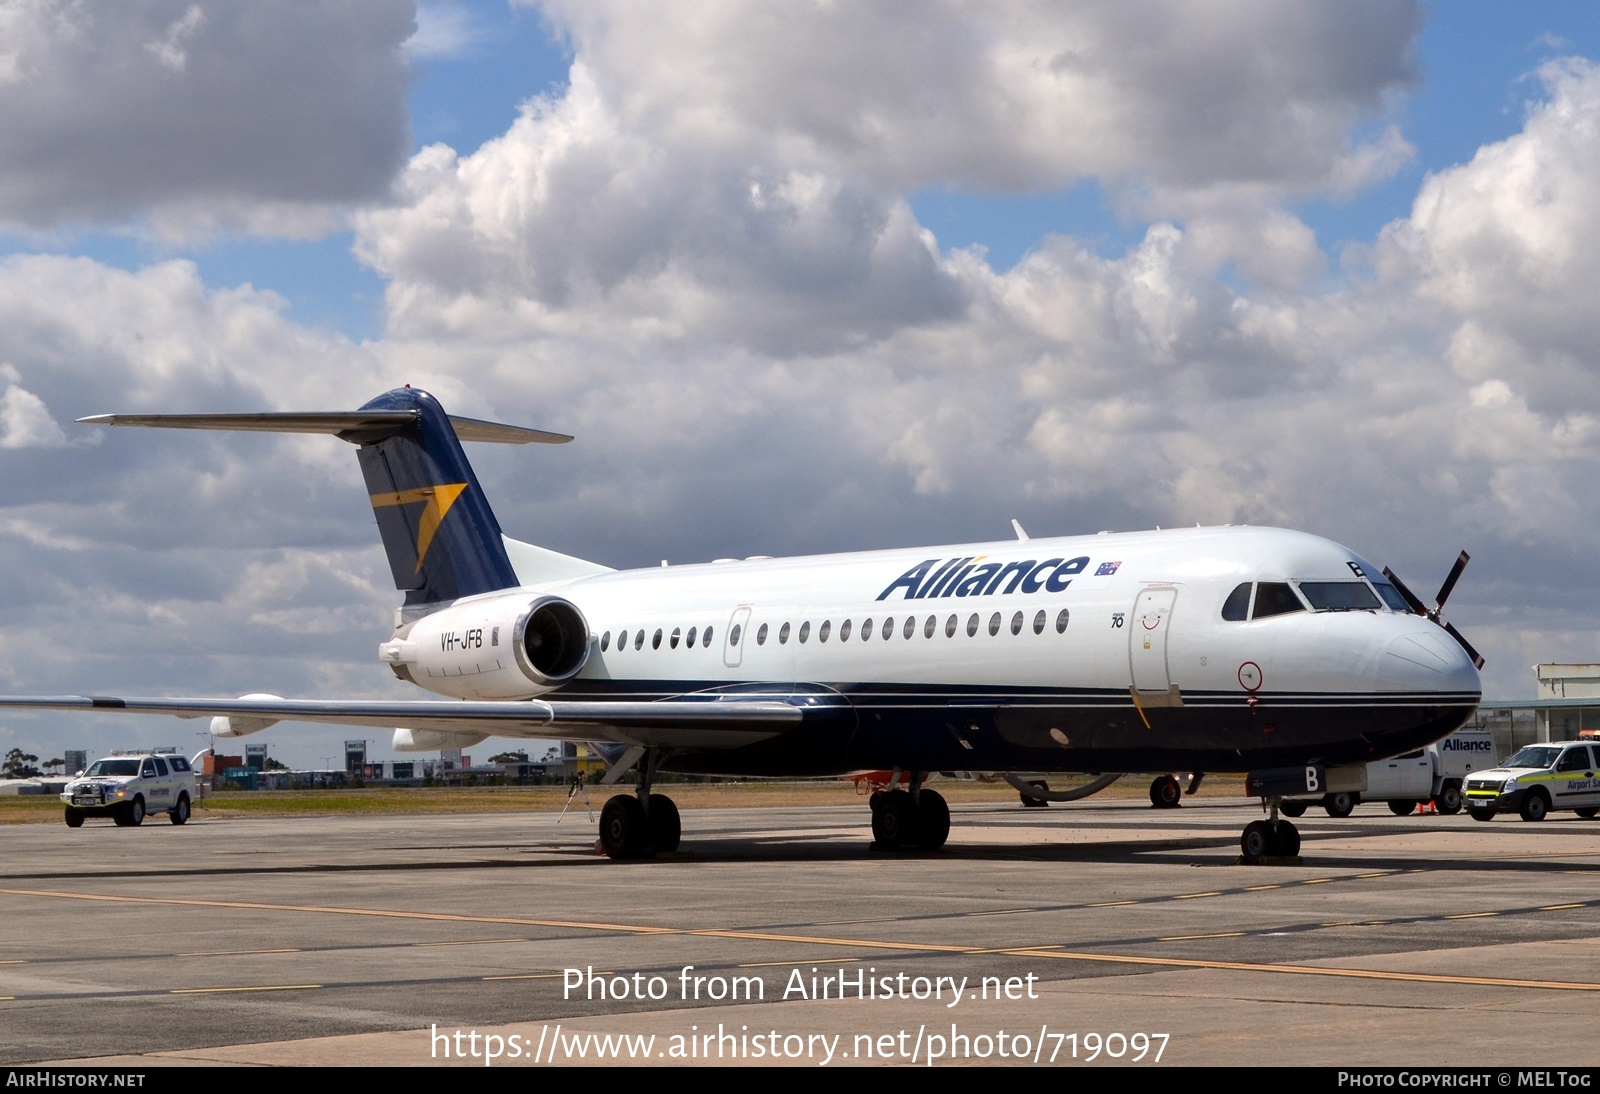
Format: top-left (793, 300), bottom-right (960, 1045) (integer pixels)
top-left (79, 386), bottom-right (573, 607)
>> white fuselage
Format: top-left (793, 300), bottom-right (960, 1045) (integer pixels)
top-left (384, 525), bottom-right (1481, 778)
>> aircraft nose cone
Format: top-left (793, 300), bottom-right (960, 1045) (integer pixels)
top-left (1378, 628), bottom-right (1481, 696)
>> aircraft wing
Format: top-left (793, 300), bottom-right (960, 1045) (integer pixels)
top-left (0, 693), bottom-right (820, 751)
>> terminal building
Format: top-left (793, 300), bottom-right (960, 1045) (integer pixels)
top-left (1474, 663), bottom-right (1600, 757)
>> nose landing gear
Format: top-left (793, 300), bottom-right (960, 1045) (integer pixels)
top-left (1240, 797), bottom-right (1300, 863)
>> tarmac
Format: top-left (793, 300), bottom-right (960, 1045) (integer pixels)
top-left (4, 794), bottom-right (1600, 1068)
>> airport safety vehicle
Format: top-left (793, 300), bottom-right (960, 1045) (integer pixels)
top-left (1463, 741), bottom-right (1600, 822)
top-left (61, 749), bottom-right (197, 828)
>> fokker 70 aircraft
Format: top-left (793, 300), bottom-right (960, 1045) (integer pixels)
top-left (1, 387), bottom-right (1483, 861)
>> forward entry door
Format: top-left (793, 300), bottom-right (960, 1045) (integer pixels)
top-left (1129, 587), bottom-right (1180, 706)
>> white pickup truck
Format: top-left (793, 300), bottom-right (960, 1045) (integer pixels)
top-left (1279, 727), bottom-right (1498, 818)
top-left (61, 750), bottom-right (201, 827)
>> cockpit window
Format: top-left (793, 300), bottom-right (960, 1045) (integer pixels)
top-left (1370, 582), bottom-right (1411, 612)
top-left (1298, 581), bottom-right (1381, 612)
top-left (1221, 582), bottom-right (1251, 621)
top-left (1252, 583), bottom-right (1305, 618)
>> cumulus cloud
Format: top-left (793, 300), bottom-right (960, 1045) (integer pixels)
top-left (360, 1), bottom-right (1421, 351)
top-left (533, 0), bottom-right (1420, 196)
top-left (357, 74), bottom-right (966, 354)
top-left (0, 0), bottom-right (415, 237)
top-left (0, 384), bottom-right (67, 448)
top-left (1376, 59), bottom-right (1600, 418)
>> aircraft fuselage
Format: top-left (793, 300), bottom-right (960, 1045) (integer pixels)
top-left (388, 524), bottom-right (1481, 778)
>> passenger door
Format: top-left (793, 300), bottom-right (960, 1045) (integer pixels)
top-left (1129, 587), bottom-right (1181, 706)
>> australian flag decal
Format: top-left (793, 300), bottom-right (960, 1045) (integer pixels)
top-left (1095, 561), bottom-right (1121, 576)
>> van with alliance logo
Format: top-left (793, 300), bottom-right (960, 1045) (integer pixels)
top-left (1280, 727), bottom-right (1497, 818)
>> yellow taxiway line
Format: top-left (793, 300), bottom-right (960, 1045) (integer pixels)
top-left (8, 886), bottom-right (1600, 994)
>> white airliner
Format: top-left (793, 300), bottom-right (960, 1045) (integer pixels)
top-left (0, 387), bottom-right (1483, 861)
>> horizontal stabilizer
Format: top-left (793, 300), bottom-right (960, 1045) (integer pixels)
top-left (77, 410), bottom-right (571, 446)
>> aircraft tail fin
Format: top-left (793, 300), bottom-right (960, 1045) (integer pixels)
top-left (81, 387), bottom-right (573, 606)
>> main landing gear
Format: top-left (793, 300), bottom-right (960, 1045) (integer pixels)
top-left (1148, 772), bottom-right (1203, 808)
top-left (597, 749), bottom-right (681, 860)
top-left (869, 773), bottom-right (950, 852)
top-left (1240, 797), bottom-right (1300, 864)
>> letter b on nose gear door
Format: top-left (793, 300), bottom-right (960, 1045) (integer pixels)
top-left (1130, 587), bottom-right (1181, 707)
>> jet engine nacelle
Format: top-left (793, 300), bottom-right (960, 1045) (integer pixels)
top-left (392, 728), bottom-right (491, 753)
top-left (211, 693), bottom-right (286, 738)
top-left (380, 593), bottom-right (591, 700)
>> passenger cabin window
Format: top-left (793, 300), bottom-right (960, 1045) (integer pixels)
top-left (1253, 583), bottom-right (1305, 618)
top-left (838, 619), bottom-right (851, 642)
top-left (779, 622), bottom-right (791, 644)
top-left (600, 631), bottom-right (611, 652)
top-left (756, 623), bottom-right (768, 645)
top-left (652, 628), bottom-right (663, 650)
top-left (884, 618), bottom-right (895, 641)
top-left (670, 627), bottom-right (681, 649)
top-left (988, 612), bottom-right (1001, 636)
top-left (861, 618), bottom-right (872, 641)
top-left (799, 622), bottom-right (810, 643)
top-left (1055, 609), bottom-right (1069, 633)
top-left (903, 616), bottom-right (915, 639)
top-left (1011, 611), bottom-right (1023, 636)
top-left (687, 626), bottom-right (697, 647)
top-left (703, 627), bottom-right (713, 647)
top-left (1298, 582), bottom-right (1382, 612)
top-left (1033, 610), bottom-right (1046, 635)
top-left (1221, 582), bottom-right (1252, 622)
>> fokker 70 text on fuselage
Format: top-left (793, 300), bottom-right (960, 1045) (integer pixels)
top-left (0, 387), bottom-right (1483, 861)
